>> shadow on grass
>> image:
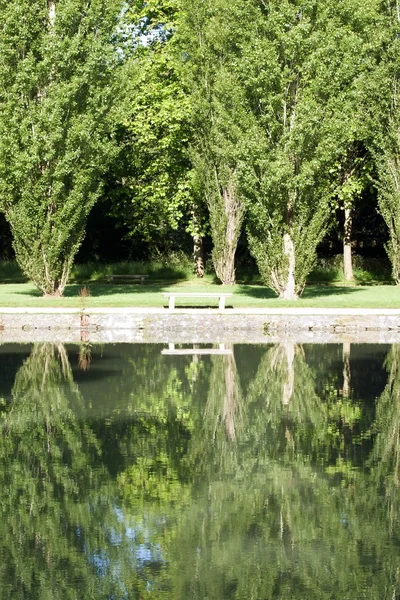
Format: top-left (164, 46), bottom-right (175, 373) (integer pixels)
top-left (15, 282), bottom-right (168, 298)
top-left (15, 280), bottom-right (365, 303)
top-left (234, 284), bottom-right (362, 300)
top-left (302, 285), bottom-right (362, 299)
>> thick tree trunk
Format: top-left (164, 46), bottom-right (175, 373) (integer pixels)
top-left (217, 242), bottom-right (235, 285)
top-left (193, 233), bottom-right (205, 278)
top-left (213, 182), bottom-right (244, 285)
top-left (270, 232), bottom-right (298, 300)
top-left (281, 233), bottom-right (297, 299)
top-left (343, 206), bottom-right (354, 281)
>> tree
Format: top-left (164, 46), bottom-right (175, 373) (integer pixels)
top-left (361, 0), bottom-right (400, 282)
top-left (375, 107), bottom-right (400, 283)
top-left (333, 146), bottom-right (369, 281)
top-left (241, 0), bottom-right (382, 298)
top-left (179, 0), bottom-right (260, 284)
top-left (0, 0), bottom-right (122, 295)
top-left (325, 0), bottom-right (388, 282)
top-left (107, 0), bottom-right (195, 256)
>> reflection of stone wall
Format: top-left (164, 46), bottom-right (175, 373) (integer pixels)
top-left (1, 309), bottom-right (400, 344)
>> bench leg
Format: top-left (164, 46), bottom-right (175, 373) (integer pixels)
top-left (219, 296), bottom-right (225, 310)
top-left (169, 296), bottom-right (175, 310)
top-left (140, 277), bottom-right (144, 285)
top-left (169, 343), bottom-right (175, 350)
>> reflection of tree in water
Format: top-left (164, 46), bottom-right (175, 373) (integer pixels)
top-left (3, 342), bottom-right (400, 600)
top-left (370, 345), bottom-right (400, 537)
top-left (78, 341), bottom-right (92, 371)
top-left (161, 343), bottom-right (400, 600)
top-left (342, 342), bottom-right (351, 398)
top-left (0, 344), bottom-right (162, 600)
top-left (246, 343), bottom-right (326, 458)
top-left (205, 345), bottom-right (243, 441)
top-left (0, 344), bottom-right (102, 598)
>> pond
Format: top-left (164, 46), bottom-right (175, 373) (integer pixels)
top-left (0, 341), bottom-right (399, 599)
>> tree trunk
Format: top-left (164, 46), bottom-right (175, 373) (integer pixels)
top-left (48, 0), bottom-right (56, 27)
top-left (191, 204), bottom-right (205, 278)
top-left (212, 182), bottom-right (244, 285)
top-left (270, 232), bottom-right (298, 300)
top-left (216, 240), bottom-right (236, 285)
top-left (343, 206), bottom-right (354, 281)
top-left (193, 233), bottom-right (205, 278)
top-left (281, 233), bottom-right (297, 299)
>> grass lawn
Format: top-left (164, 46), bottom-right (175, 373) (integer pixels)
top-left (0, 280), bottom-right (399, 309)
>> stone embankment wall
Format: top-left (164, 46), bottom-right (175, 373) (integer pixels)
top-left (0, 308), bottom-right (400, 343)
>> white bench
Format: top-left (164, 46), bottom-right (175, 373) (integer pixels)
top-left (161, 292), bottom-right (233, 310)
top-left (106, 274), bottom-right (149, 285)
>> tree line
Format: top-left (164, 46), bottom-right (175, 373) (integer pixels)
top-left (0, 0), bottom-right (399, 298)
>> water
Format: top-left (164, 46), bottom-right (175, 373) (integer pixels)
top-left (0, 341), bottom-right (398, 599)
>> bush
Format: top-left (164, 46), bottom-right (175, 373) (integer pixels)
top-left (0, 260), bottom-right (26, 282)
top-left (308, 255), bottom-right (393, 284)
top-left (71, 252), bottom-right (194, 283)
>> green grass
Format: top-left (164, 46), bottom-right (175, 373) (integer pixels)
top-left (0, 280), bottom-right (398, 309)
top-left (0, 256), bottom-right (397, 309)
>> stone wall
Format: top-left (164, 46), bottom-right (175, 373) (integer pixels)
top-left (0, 308), bottom-right (400, 344)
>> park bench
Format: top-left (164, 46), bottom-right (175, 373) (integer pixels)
top-left (105, 274), bottom-right (149, 285)
top-left (161, 292), bottom-right (233, 310)
top-left (162, 343), bottom-right (233, 355)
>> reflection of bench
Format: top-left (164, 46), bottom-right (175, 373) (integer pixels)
top-left (161, 292), bottom-right (233, 310)
top-left (106, 274), bottom-right (149, 285)
top-left (162, 343), bottom-right (233, 355)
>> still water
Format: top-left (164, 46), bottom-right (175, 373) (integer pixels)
top-left (0, 341), bottom-right (398, 599)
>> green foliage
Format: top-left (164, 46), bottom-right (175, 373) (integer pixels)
top-left (375, 119), bottom-right (400, 283)
top-left (179, 0), bottom-right (261, 283)
top-left (361, 1), bottom-right (400, 283)
top-left (308, 255), bottom-right (393, 284)
top-left (0, 260), bottom-right (25, 282)
top-left (243, 0), bottom-right (382, 298)
top-left (105, 0), bottom-right (193, 250)
top-left (0, 0), bottom-right (122, 296)
top-left (0, 344), bottom-right (105, 598)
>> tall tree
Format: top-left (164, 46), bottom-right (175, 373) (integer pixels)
top-left (0, 0), bottom-right (122, 296)
top-left (375, 98), bottom-right (400, 283)
top-left (108, 0), bottom-right (195, 256)
top-left (328, 0), bottom-right (387, 282)
top-left (334, 145), bottom-right (368, 281)
top-left (179, 0), bottom-right (260, 284)
top-left (242, 0), bottom-right (382, 298)
top-left (361, 0), bottom-right (400, 282)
